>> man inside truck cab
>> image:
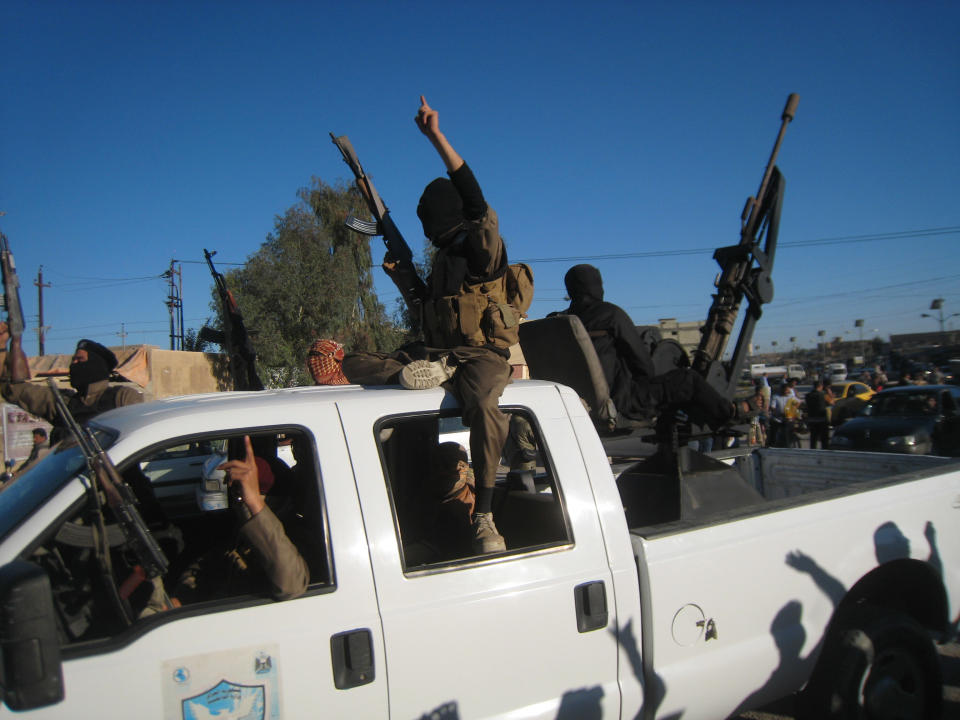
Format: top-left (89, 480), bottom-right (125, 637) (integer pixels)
top-left (342, 96), bottom-right (513, 555)
top-left (141, 435), bottom-right (310, 614)
top-left (555, 264), bottom-right (743, 430)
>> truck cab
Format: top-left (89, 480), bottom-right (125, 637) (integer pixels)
top-left (0, 383), bottom-right (641, 719)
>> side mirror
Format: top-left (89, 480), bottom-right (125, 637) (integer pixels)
top-left (0, 561), bottom-right (64, 710)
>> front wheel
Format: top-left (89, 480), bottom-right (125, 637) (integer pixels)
top-left (800, 607), bottom-right (942, 720)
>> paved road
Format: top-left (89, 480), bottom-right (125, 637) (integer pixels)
top-left (734, 641), bottom-right (960, 720)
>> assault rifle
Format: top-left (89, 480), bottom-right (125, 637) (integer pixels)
top-left (690, 93), bottom-right (799, 399)
top-left (201, 249), bottom-right (264, 391)
top-left (0, 233), bottom-right (30, 381)
top-left (46, 379), bottom-right (169, 584)
top-left (330, 133), bottom-right (427, 324)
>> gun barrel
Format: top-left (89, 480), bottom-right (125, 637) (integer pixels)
top-left (748, 93), bottom-right (799, 237)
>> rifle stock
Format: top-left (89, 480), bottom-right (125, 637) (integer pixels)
top-left (1, 233), bottom-right (31, 381)
top-left (692, 94), bottom-right (798, 399)
top-left (203, 249), bottom-right (264, 391)
top-left (330, 133), bottom-right (426, 319)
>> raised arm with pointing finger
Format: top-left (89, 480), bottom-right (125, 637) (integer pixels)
top-left (217, 435), bottom-right (309, 600)
top-left (415, 95), bottom-right (464, 173)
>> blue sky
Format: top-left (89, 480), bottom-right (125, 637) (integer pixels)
top-left (3, 1), bottom-right (958, 359)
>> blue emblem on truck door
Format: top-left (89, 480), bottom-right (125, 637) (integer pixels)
top-left (181, 679), bottom-right (265, 720)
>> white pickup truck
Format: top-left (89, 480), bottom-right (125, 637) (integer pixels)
top-left (0, 380), bottom-right (957, 719)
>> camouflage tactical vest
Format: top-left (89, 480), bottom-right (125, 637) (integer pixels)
top-left (423, 260), bottom-right (533, 351)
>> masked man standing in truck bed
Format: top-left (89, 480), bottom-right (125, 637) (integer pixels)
top-left (342, 96), bottom-right (515, 555)
top-left (557, 264), bottom-right (740, 430)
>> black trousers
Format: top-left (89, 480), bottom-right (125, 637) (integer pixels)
top-left (342, 345), bottom-right (511, 491)
top-left (808, 421), bottom-right (830, 449)
top-left (622, 368), bottom-right (733, 430)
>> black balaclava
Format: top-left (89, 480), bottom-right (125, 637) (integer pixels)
top-left (564, 264), bottom-right (604, 310)
top-left (69, 339), bottom-right (117, 394)
top-left (69, 353), bottom-right (110, 394)
top-left (417, 178), bottom-right (463, 246)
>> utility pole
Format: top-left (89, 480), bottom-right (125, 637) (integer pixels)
top-left (163, 260), bottom-right (184, 350)
top-left (34, 266), bottom-right (51, 356)
top-left (116, 322), bottom-right (128, 349)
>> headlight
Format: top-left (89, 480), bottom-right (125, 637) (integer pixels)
top-left (830, 435), bottom-right (851, 447)
top-left (884, 435), bottom-right (930, 454)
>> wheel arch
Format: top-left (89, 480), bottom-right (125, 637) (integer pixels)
top-left (836, 559), bottom-right (948, 635)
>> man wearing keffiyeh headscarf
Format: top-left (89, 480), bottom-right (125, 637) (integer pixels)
top-left (306, 338), bottom-right (350, 386)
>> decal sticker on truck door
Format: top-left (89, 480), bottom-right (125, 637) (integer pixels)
top-left (163, 645), bottom-right (281, 719)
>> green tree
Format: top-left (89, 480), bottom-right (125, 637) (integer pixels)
top-left (182, 326), bottom-right (213, 353)
top-left (213, 179), bottom-right (406, 387)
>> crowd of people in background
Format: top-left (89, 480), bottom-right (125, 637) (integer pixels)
top-left (749, 359), bottom-right (952, 450)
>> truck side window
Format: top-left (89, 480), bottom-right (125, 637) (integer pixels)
top-left (26, 428), bottom-right (331, 647)
top-left (377, 410), bottom-right (571, 571)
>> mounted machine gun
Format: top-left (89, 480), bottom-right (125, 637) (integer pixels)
top-left (690, 93), bottom-right (799, 400)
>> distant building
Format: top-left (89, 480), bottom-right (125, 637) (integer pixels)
top-left (889, 330), bottom-right (960, 352)
top-left (657, 318), bottom-right (705, 357)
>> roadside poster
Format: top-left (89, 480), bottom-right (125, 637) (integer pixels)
top-left (2, 402), bottom-right (52, 464)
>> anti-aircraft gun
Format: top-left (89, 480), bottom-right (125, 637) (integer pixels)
top-left (689, 93), bottom-right (799, 400)
top-left (519, 95), bottom-right (800, 525)
top-left (520, 94), bottom-right (799, 435)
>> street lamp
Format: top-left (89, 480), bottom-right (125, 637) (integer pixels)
top-left (920, 298), bottom-right (960, 333)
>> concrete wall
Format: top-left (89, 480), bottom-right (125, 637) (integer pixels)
top-left (143, 348), bottom-right (231, 399)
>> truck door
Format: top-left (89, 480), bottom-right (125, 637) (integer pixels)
top-left (0, 409), bottom-right (387, 718)
top-left (338, 390), bottom-right (621, 719)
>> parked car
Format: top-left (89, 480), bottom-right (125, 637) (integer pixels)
top-left (825, 362), bottom-right (847, 382)
top-left (139, 439), bottom-right (225, 517)
top-left (830, 381), bottom-right (875, 402)
top-left (828, 381), bottom-right (876, 426)
top-left (830, 384), bottom-right (960, 455)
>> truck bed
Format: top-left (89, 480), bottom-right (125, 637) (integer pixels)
top-left (621, 448), bottom-right (960, 538)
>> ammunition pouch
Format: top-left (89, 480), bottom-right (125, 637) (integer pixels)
top-left (423, 269), bottom-right (521, 350)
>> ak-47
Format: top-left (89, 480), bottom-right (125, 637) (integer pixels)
top-left (691, 93), bottom-right (799, 400)
top-left (330, 133), bottom-right (427, 325)
top-left (0, 233), bottom-right (31, 381)
top-left (47, 379), bottom-right (169, 593)
top-left (201, 249), bottom-right (264, 391)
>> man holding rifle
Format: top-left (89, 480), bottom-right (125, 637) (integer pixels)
top-left (342, 96), bottom-right (512, 554)
top-left (0, 323), bottom-right (143, 437)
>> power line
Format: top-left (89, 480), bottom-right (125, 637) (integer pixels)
top-left (515, 226), bottom-right (960, 264)
top-left (774, 274), bottom-right (960, 308)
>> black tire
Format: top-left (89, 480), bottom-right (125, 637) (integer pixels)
top-left (800, 607), bottom-right (942, 720)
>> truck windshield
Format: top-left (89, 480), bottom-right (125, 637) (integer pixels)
top-left (0, 429), bottom-right (115, 540)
